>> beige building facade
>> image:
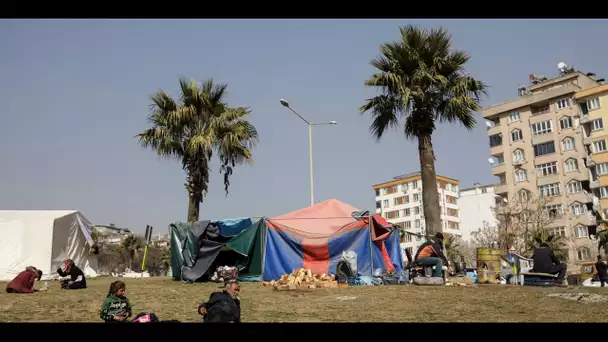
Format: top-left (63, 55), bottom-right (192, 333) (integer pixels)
top-left (481, 71), bottom-right (602, 273)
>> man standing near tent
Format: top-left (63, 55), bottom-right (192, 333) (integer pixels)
top-left (414, 233), bottom-right (450, 278)
top-left (198, 279), bottom-right (241, 323)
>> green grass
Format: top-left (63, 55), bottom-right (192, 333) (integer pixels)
top-left (1, 276), bottom-right (607, 322)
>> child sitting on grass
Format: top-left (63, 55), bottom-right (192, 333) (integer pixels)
top-left (100, 281), bottom-right (132, 323)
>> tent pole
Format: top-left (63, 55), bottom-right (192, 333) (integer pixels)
top-left (368, 214), bottom-right (374, 276)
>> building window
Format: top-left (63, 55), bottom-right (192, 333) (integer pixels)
top-left (413, 193), bottom-right (420, 202)
top-left (383, 199), bottom-right (389, 208)
top-left (518, 190), bottom-right (530, 202)
top-left (564, 159), bottom-right (578, 173)
top-left (560, 117), bottom-right (573, 130)
top-left (511, 129), bottom-right (522, 142)
top-left (569, 203), bottom-right (587, 216)
top-left (539, 183), bottom-right (560, 198)
top-left (415, 219), bottom-right (421, 228)
top-left (403, 221), bottom-right (412, 229)
top-left (403, 208), bottom-right (411, 216)
top-left (382, 188), bottom-right (387, 195)
top-left (549, 226), bottom-right (567, 237)
top-left (599, 186), bottom-right (608, 198)
top-left (556, 98), bottom-right (570, 110)
top-left (394, 196), bottom-right (407, 206)
top-left (534, 141), bottom-right (556, 157)
top-left (568, 181), bottom-right (582, 194)
top-left (562, 138), bottom-right (575, 152)
top-left (447, 221), bottom-right (459, 229)
top-left (545, 204), bottom-right (564, 218)
top-left (574, 226), bottom-right (589, 238)
top-left (481, 187), bottom-right (487, 194)
top-left (596, 163), bottom-right (608, 176)
top-left (404, 195), bottom-right (410, 203)
top-left (489, 134), bottom-right (503, 147)
top-left (587, 98), bottom-right (601, 111)
top-left (385, 210), bottom-right (400, 219)
top-left (577, 247), bottom-right (591, 261)
top-left (447, 208), bottom-right (459, 217)
top-left (513, 150), bottom-right (524, 163)
top-left (593, 140), bottom-right (607, 153)
top-left (446, 195), bottom-right (457, 204)
top-left (532, 105), bottom-right (550, 116)
top-left (592, 118), bottom-right (604, 131)
top-left (536, 161), bottom-right (557, 177)
top-left (412, 181), bottom-right (419, 189)
top-left (376, 201), bottom-right (381, 209)
top-left (414, 207), bottom-right (420, 215)
top-left (387, 186), bottom-right (398, 194)
top-left (531, 120), bottom-right (553, 136)
top-left (375, 189), bottom-right (380, 197)
top-left (400, 184), bottom-right (407, 192)
top-left (515, 170), bottom-right (528, 183)
top-left (508, 112), bottom-right (520, 122)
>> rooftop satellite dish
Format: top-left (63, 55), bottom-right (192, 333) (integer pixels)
top-left (488, 157), bottom-right (495, 164)
top-left (558, 62), bottom-right (567, 70)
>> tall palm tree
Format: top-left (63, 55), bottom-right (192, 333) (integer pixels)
top-left (137, 78), bottom-right (258, 222)
top-left (360, 26), bottom-right (487, 238)
top-left (121, 234), bottom-right (144, 271)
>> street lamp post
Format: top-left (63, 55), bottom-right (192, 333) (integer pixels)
top-left (280, 99), bottom-right (337, 207)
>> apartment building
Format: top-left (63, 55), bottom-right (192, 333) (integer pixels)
top-left (373, 172), bottom-right (461, 259)
top-left (575, 84), bottom-right (608, 234)
top-left (481, 69), bottom-right (602, 272)
top-left (458, 183), bottom-right (498, 242)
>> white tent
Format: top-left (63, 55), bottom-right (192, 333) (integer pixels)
top-left (0, 210), bottom-right (99, 281)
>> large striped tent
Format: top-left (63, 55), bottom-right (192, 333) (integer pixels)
top-left (226, 198), bottom-right (403, 281)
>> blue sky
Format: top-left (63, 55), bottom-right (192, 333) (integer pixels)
top-left (2, 19), bottom-right (608, 234)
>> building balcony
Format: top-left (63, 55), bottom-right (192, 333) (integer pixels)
top-left (572, 213), bottom-right (597, 227)
top-left (494, 184), bottom-right (508, 195)
top-left (487, 125), bottom-right (501, 136)
top-left (569, 192), bottom-right (593, 204)
top-left (491, 163), bottom-right (506, 176)
top-left (586, 157), bottom-right (596, 167)
top-left (583, 137), bottom-right (593, 145)
top-left (513, 159), bottom-right (525, 167)
top-left (590, 180), bottom-right (601, 189)
top-left (489, 145), bottom-right (503, 155)
top-left (580, 115), bottom-right (591, 124)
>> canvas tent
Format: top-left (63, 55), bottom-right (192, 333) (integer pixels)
top-left (170, 199), bottom-right (403, 282)
top-left (0, 210), bottom-right (99, 281)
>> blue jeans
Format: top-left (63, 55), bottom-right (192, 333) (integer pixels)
top-left (417, 257), bottom-right (443, 277)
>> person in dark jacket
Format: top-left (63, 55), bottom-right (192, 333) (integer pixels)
top-left (531, 243), bottom-right (566, 281)
top-left (198, 279), bottom-right (241, 323)
top-left (6, 267), bottom-right (42, 293)
top-left (595, 255), bottom-right (608, 287)
top-left (57, 259), bottom-right (87, 290)
top-left (100, 281), bottom-right (132, 322)
top-left (414, 232), bottom-right (450, 278)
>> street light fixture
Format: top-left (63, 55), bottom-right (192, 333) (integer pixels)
top-left (279, 98), bottom-right (337, 206)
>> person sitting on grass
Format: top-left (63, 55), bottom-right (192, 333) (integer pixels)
top-left (198, 279), bottom-right (241, 323)
top-left (100, 281), bottom-right (132, 323)
top-left (531, 242), bottom-right (567, 282)
top-left (414, 232), bottom-right (450, 278)
top-left (6, 266), bottom-right (42, 293)
top-left (57, 259), bottom-right (87, 290)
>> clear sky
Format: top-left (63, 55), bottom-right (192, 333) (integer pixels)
top-left (2, 19), bottom-right (608, 234)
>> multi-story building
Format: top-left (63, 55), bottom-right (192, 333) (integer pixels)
top-left (575, 84), bottom-right (608, 235)
top-left (373, 172), bottom-right (460, 259)
top-left (94, 224), bottom-right (132, 245)
top-left (481, 69), bottom-right (602, 273)
top-left (457, 183), bottom-right (498, 242)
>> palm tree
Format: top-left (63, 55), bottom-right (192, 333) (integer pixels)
top-left (526, 229), bottom-right (569, 262)
top-left (360, 26), bottom-right (487, 238)
top-left (137, 78), bottom-right (258, 222)
top-left (121, 234), bottom-right (144, 271)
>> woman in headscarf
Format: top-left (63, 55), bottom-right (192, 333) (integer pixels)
top-left (57, 259), bottom-right (87, 290)
top-left (6, 266), bottom-right (43, 293)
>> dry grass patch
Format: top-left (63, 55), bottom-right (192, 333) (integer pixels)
top-left (1, 277), bottom-right (607, 322)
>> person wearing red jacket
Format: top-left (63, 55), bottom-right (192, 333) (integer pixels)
top-left (6, 267), bottom-right (42, 293)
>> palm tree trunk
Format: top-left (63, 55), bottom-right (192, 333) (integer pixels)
top-left (187, 194), bottom-right (201, 222)
top-left (417, 134), bottom-right (442, 239)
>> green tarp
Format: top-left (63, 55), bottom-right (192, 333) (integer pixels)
top-left (225, 219), bottom-right (266, 278)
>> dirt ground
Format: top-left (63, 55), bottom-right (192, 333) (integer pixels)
top-left (1, 276), bottom-right (608, 322)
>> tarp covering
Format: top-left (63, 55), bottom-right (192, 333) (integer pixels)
top-left (169, 199), bottom-right (404, 283)
top-left (0, 210), bottom-right (99, 281)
